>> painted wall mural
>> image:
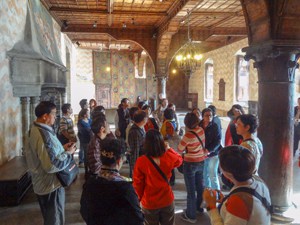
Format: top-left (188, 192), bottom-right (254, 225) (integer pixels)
top-left (93, 52), bottom-right (156, 108)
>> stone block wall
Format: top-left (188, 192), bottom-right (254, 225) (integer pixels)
top-left (188, 38), bottom-right (258, 115)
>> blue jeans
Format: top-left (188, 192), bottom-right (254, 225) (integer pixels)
top-left (183, 161), bottom-right (204, 220)
top-left (37, 187), bottom-right (65, 225)
top-left (79, 143), bottom-right (88, 164)
top-left (203, 156), bottom-right (220, 190)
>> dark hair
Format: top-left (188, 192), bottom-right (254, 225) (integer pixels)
top-left (232, 104), bottom-right (245, 114)
top-left (133, 110), bottom-right (147, 123)
top-left (61, 103), bottom-right (71, 114)
top-left (219, 145), bottom-right (255, 182)
top-left (192, 108), bottom-right (201, 116)
top-left (91, 114), bottom-right (106, 134)
top-left (138, 101), bottom-right (146, 109)
top-left (164, 108), bottom-right (175, 120)
top-left (227, 104), bottom-right (245, 120)
top-left (35, 101), bottom-right (56, 117)
top-left (129, 107), bottom-right (139, 120)
top-left (184, 112), bottom-right (200, 129)
top-left (144, 129), bottom-right (166, 157)
top-left (100, 139), bottom-right (126, 166)
top-left (141, 104), bottom-right (151, 111)
top-left (201, 108), bottom-right (213, 118)
top-left (92, 105), bottom-right (106, 119)
top-left (167, 103), bottom-right (175, 108)
top-left (89, 99), bottom-right (97, 106)
top-left (121, 98), bottom-right (129, 104)
top-left (208, 105), bottom-right (216, 117)
top-left (236, 114), bottom-right (258, 134)
top-left (79, 99), bottom-right (88, 109)
top-left (78, 109), bottom-right (89, 119)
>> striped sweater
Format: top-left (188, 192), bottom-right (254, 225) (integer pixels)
top-left (177, 127), bottom-right (207, 162)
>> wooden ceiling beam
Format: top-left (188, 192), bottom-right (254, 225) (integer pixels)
top-left (63, 24), bottom-right (155, 31)
top-left (63, 27), bottom-right (154, 39)
top-left (191, 11), bottom-right (243, 17)
top-left (49, 6), bottom-right (167, 16)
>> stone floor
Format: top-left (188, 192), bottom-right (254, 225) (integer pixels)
top-left (1, 111), bottom-right (300, 225)
top-left (0, 158), bottom-right (300, 225)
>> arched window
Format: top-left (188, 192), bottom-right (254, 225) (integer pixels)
top-left (205, 59), bottom-right (214, 101)
top-left (236, 54), bottom-right (249, 102)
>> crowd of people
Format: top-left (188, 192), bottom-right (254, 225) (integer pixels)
top-left (25, 98), bottom-right (274, 225)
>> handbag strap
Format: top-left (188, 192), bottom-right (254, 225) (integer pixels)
top-left (189, 130), bottom-right (205, 149)
top-left (146, 156), bottom-right (169, 185)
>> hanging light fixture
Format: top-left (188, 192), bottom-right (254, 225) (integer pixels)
top-left (175, 10), bottom-right (203, 78)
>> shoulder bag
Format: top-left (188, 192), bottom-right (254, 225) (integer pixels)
top-left (177, 130), bottom-right (205, 174)
top-left (56, 156), bottom-right (79, 187)
top-left (146, 156), bottom-right (169, 185)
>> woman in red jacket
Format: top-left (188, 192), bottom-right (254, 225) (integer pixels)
top-left (133, 129), bottom-right (183, 225)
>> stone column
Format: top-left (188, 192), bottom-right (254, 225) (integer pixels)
top-left (30, 96), bottom-right (40, 125)
top-left (157, 76), bottom-right (167, 99)
top-left (61, 92), bottom-right (67, 105)
top-left (243, 44), bottom-right (299, 212)
top-left (20, 97), bottom-right (30, 154)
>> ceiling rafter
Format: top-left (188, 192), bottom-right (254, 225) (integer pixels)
top-left (49, 6), bottom-right (167, 16)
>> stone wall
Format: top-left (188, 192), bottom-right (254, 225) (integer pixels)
top-left (188, 38), bottom-right (258, 115)
top-left (0, 0), bottom-right (27, 164)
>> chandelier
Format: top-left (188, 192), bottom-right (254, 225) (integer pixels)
top-left (175, 10), bottom-right (203, 77)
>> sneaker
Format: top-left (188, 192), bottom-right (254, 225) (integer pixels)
top-left (180, 212), bottom-right (197, 224)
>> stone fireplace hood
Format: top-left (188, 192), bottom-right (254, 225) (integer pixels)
top-left (7, 1), bottom-right (67, 97)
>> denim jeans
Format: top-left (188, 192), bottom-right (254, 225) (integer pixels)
top-left (37, 187), bottom-right (65, 225)
top-left (79, 143), bottom-right (88, 164)
top-left (183, 161), bottom-right (204, 220)
top-left (203, 156), bottom-right (220, 190)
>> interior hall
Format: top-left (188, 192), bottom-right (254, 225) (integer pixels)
top-left (1, 0), bottom-right (300, 224)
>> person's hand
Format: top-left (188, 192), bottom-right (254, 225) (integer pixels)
top-left (164, 141), bottom-right (170, 150)
top-left (203, 188), bottom-right (219, 209)
top-left (63, 142), bottom-right (76, 154)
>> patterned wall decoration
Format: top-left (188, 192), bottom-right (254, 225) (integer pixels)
top-left (29, 0), bottom-right (62, 65)
top-left (93, 52), bottom-right (111, 84)
top-left (93, 52), bottom-right (156, 108)
top-left (0, 0), bottom-right (27, 164)
top-left (188, 38), bottom-right (258, 115)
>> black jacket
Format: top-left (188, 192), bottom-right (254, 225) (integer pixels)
top-left (80, 176), bottom-right (144, 225)
top-left (200, 120), bottom-right (222, 157)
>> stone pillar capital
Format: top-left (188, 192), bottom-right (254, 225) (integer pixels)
top-left (243, 41), bottom-right (300, 82)
top-left (242, 40), bottom-right (300, 63)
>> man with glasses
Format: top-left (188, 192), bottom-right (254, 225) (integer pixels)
top-left (26, 101), bottom-right (77, 225)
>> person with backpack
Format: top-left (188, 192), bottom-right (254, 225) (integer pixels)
top-left (203, 145), bottom-right (271, 225)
